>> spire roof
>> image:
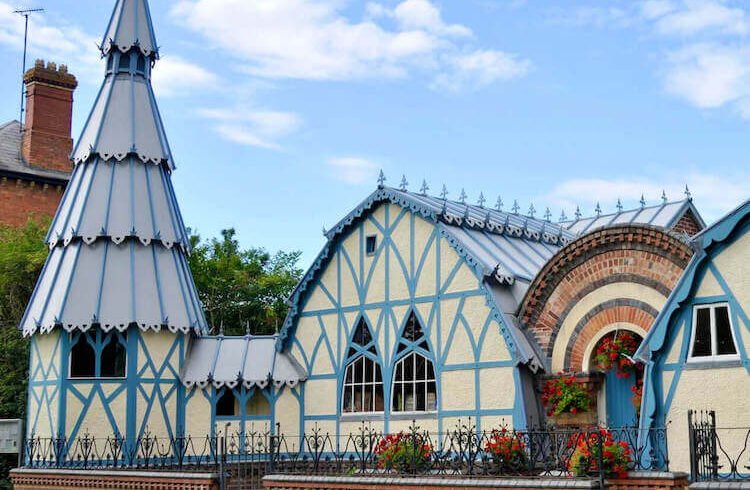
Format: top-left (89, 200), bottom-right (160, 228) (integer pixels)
top-left (20, 0), bottom-right (205, 337)
top-left (101, 0), bottom-right (159, 57)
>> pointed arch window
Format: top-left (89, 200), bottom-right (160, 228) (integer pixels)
top-left (69, 330), bottom-right (127, 379)
top-left (392, 312), bottom-right (437, 412)
top-left (342, 318), bottom-right (384, 413)
top-left (216, 389), bottom-right (238, 417)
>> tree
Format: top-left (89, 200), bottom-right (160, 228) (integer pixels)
top-left (188, 228), bottom-right (303, 336)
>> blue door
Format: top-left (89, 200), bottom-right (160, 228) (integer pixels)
top-left (605, 369), bottom-right (637, 427)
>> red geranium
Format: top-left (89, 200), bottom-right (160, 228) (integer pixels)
top-left (568, 429), bottom-right (631, 478)
top-left (594, 332), bottom-right (640, 377)
top-left (542, 374), bottom-right (595, 416)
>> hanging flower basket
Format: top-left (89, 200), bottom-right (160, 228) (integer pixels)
top-left (542, 374), bottom-right (596, 426)
top-left (594, 332), bottom-right (640, 378)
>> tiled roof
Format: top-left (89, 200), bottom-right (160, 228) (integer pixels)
top-left (0, 120), bottom-right (70, 183)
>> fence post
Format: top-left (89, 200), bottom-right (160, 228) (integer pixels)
top-left (687, 410), bottom-right (698, 481)
top-left (597, 431), bottom-right (605, 490)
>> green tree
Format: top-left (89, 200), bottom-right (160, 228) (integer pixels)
top-left (188, 228), bottom-right (303, 336)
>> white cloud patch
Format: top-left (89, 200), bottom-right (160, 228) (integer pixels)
top-left (649, 0), bottom-right (747, 36)
top-left (542, 173), bottom-right (750, 223)
top-left (152, 56), bottom-right (219, 97)
top-left (171, 0), bottom-right (529, 91)
top-left (432, 48), bottom-right (532, 92)
top-left (326, 157), bottom-right (379, 184)
top-left (199, 108), bottom-right (302, 150)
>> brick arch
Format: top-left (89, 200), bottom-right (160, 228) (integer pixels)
top-left (519, 225), bottom-right (693, 360)
top-left (563, 300), bottom-right (657, 372)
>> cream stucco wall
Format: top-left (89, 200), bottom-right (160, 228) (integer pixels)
top-left (285, 203), bottom-right (519, 435)
top-left (27, 331), bottom-right (61, 438)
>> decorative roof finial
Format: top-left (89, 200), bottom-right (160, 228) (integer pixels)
top-left (495, 195), bottom-right (504, 211)
top-left (559, 210), bottom-right (568, 222)
top-left (661, 189), bottom-right (668, 204)
top-left (595, 202), bottom-right (602, 216)
top-left (219, 320), bottom-right (224, 336)
top-left (377, 170), bottom-right (386, 188)
top-left (512, 200), bottom-right (520, 214)
top-left (684, 185), bottom-right (692, 201)
top-left (399, 175), bottom-right (408, 191)
top-left (477, 192), bottom-right (486, 208)
top-left (574, 206), bottom-right (582, 220)
top-left (544, 207), bottom-right (552, 222)
top-left (420, 179), bottom-right (429, 195)
top-left (322, 225), bottom-right (327, 236)
top-left (527, 203), bottom-right (536, 218)
top-left (459, 188), bottom-right (467, 204)
top-left (616, 198), bottom-right (623, 213)
top-left (440, 184), bottom-right (449, 200)
top-left (245, 320), bottom-right (251, 336)
top-left (640, 194), bottom-right (646, 208)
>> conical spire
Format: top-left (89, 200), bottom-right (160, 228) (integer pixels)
top-left (101, 0), bottom-right (159, 57)
top-left (20, 0), bottom-right (205, 337)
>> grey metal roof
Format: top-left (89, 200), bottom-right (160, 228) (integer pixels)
top-left (46, 156), bottom-right (189, 250)
top-left (73, 74), bottom-right (173, 167)
top-left (0, 120), bottom-right (71, 183)
top-left (181, 336), bottom-right (307, 390)
top-left (102, 0), bottom-right (159, 57)
top-left (21, 239), bottom-right (204, 336)
top-left (20, 0), bottom-right (206, 337)
top-left (560, 199), bottom-right (705, 235)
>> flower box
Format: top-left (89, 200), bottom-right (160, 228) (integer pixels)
top-left (549, 409), bottom-right (598, 427)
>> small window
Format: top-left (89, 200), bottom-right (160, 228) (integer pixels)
top-left (342, 355), bottom-right (384, 413)
top-left (216, 390), bottom-right (237, 416)
top-left (136, 55), bottom-right (146, 73)
top-left (366, 235), bottom-right (377, 256)
top-left (118, 53), bottom-right (131, 72)
top-left (689, 303), bottom-right (738, 361)
top-left (70, 336), bottom-right (96, 378)
top-left (70, 331), bottom-right (127, 379)
top-left (100, 336), bottom-right (127, 377)
top-left (392, 352), bottom-right (437, 412)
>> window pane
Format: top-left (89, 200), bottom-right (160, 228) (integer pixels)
top-left (343, 385), bottom-right (353, 412)
top-left (353, 385), bottom-right (363, 412)
top-left (392, 382), bottom-right (403, 411)
top-left (354, 358), bottom-right (364, 383)
top-left (427, 382), bottom-right (437, 411)
top-left (364, 385), bottom-right (373, 412)
top-left (375, 384), bottom-right (384, 411)
top-left (403, 354), bottom-right (414, 380)
top-left (416, 354), bottom-right (426, 381)
top-left (70, 335), bottom-right (96, 378)
top-left (427, 362), bottom-right (435, 380)
top-left (216, 391), bottom-right (236, 416)
top-left (365, 357), bottom-right (374, 382)
top-left (692, 307), bottom-right (712, 357)
top-left (715, 306), bottom-right (737, 355)
top-left (375, 364), bottom-right (382, 382)
top-left (100, 334), bottom-right (126, 377)
top-left (416, 382), bottom-right (426, 411)
top-left (345, 364), bottom-right (353, 383)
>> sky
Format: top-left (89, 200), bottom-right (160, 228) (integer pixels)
top-left (0, 0), bottom-right (749, 266)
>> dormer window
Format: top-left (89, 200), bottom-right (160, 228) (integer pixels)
top-left (688, 303), bottom-right (739, 362)
top-left (118, 53), bottom-right (131, 72)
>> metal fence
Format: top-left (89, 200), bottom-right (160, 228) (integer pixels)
top-left (23, 421), bottom-right (670, 489)
top-left (688, 410), bottom-right (750, 482)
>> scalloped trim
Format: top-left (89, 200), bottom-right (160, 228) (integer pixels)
top-left (23, 320), bottom-right (200, 338)
top-left (47, 235), bottom-right (188, 253)
top-left (182, 377), bottom-right (302, 390)
top-left (101, 40), bottom-right (157, 58)
top-left (73, 148), bottom-right (170, 167)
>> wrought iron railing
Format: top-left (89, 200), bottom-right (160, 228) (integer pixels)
top-left (689, 410), bottom-right (750, 482)
top-left (23, 421), bottom-right (669, 481)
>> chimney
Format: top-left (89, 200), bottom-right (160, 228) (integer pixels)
top-left (21, 60), bottom-right (78, 173)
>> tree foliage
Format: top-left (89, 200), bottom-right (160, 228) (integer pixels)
top-left (188, 228), bottom-right (303, 336)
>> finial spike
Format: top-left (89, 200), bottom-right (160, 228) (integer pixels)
top-left (595, 202), bottom-right (602, 216)
top-left (322, 225), bottom-right (327, 236)
top-left (616, 198), bottom-right (623, 213)
top-left (684, 185), bottom-right (692, 201)
top-left (219, 320), bottom-right (224, 336)
top-left (420, 179), bottom-right (429, 195)
top-left (661, 190), bottom-right (668, 204)
top-left (512, 200), bottom-right (520, 214)
top-left (559, 210), bottom-right (567, 223)
top-left (528, 203), bottom-right (536, 218)
top-left (477, 192), bottom-right (486, 208)
top-left (440, 184), bottom-right (449, 200)
top-left (495, 195), bottom-right (503, 211)
top-left (377, 170), bottom-right (386, 187)
top-left (245, 320), bottom-right (251, 336)
top-left (459, 188), bottom-right (467, 204)
top-left (544, 207), bottom-right (552, 222)
top-left (640, 194), bottom-right (646, 208)
top-left (399, 174), bottom-right (409, 191)
top-left (574, 205), bottom-right (582, 220)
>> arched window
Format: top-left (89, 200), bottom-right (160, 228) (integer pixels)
top-left (100, 334), bottom-right (127, 377)
top-left (342, 318), bottom-right (384, 413)
top-left (392, 312), bottom-right (437, 412)
top-left (216, 390), bottom-right (237, 417)
top-left (245, 391), bottom-right (271, 416)
top-left (70, 336), bottom-right (96, 378)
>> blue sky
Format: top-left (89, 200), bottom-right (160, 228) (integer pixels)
top-left (1, 0), bottom-right (749, 266)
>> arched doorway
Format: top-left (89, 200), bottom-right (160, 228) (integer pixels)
top-left (587, 329), bottom-right (644, 428)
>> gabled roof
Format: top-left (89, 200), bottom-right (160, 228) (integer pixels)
top-left (634, 198), bottom-right (750, 362)
top-left (279, 186), bottom-right (564, 371)
top-left (560, 199), bottom-right (705, 235)
top-left (102, 0), bottom-right (159, 57)
top-left (181, 336), bottom-right (307, 390)
top-left (0, 120), bottom-right (70, 184)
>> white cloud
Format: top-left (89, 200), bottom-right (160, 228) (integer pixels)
top-left (649, 0), bottom-right (747, 36)
top-left (199, 107), bottom-right (302, 150)
top-left (663, 43), bottom-right (750, 108)
top-left (152, 56), bottom-right (219, 97)
top-left (171, 0), bottom-right (529, 91)
top-left (326, 157), bottom-right (379, 184)
top-left (542, 173), bottom-right (750, 223)
top-left (431, 48), bottom-right (532, 92)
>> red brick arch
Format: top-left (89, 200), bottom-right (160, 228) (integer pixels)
top-left (519, 225), bottom-right (693, 369)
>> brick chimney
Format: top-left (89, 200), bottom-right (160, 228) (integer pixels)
top-left (21, 60), bottom-right (78, 172)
